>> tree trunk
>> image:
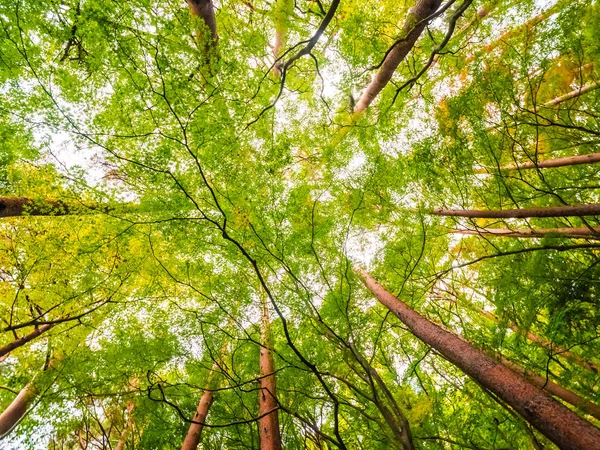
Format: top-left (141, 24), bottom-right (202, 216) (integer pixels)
top-left (500, 357), bottom-right (600, 421)
top-left (0, 383), bottom-right (39, 438)
top-left (542, 81), bottom-right (600, 107)
top-left (353, 0), bottom-right (443, 113)
top-left (180, 390), bottom-right (213, 450)
top-left (258, 293), bottom-right (282, 450)
top-left (475, 152), bottom-right (600, 173)
top-left (433, 203), bottom-right (600, 218)
top-left (272, 0), bottom-right (293, 76)
top-left (114, 400), bottom-right (135, 450)
top-left (186, 0), bottom-right (218, 70)
top-left (0, 196), bottom-right (121, 218)
top-left (356, 268), bottom-right (600, 450)
top-left (452, 226), bottom-right (600, 239)
top-left (0, 324), bottom-right (54, 358)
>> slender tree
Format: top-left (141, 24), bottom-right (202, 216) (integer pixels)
top-left (0, 358), bottom-right (57, 438)
top-left (475, 152), bottom-right (600, 173)
top-left (356, 268), bottom-right (600, 450)
top-left (0, 324), bottom-right (54, 359)
top-left (433, 203), bottom-right (600, 218)
top-left (452, 226), bottom-right (600, 239)
top-left (353, 0), bottom-right (443, 113)
top-left (258, 293), bottom-right (281, 450)
top-left (272, 0), bottom-right (293, 76)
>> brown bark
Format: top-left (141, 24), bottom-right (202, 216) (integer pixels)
top-left (542, 81), bottom-right (600, 107)
top-left (357, 268), bottom-right (600, 450)
top-left (0, 323), bottom-right (54, 358)
top-left (500, 357), bottom-right (600, 421)
top-left (0, 383), bottom-right (39, 437)
top-left (115, 400), bottom-right (135, 450)
top-left (258, 294), bottom-right (281, 450)
top-left (433, 203), bottom-right (600, 218)
top-left (475, 152), bottom-right (600, 173)
top-left (186, 0), bottom-right (218, 65)
top-left (353, 0), bottom-right (443, 113)
top-left (452, 226), bottom-right (600, 239)
top-left (181, 390), bottom-right (213, 450)
top-left (272, 0), bottom-right (292, 76)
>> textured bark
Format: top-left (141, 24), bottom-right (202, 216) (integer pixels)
top-left (186, 0), bottom-right (218, 64)
top-left (0, 383), bottom-right (38, 437)
top-left (258, 294), bottom-right (282, 450)
top-left (357, 268), bottom-right (600, 450)
top-left (0, 324), bottom-right (54, 358)
top-left (542, 81), bottom-right (600, 107)
top-left (452, 226), bottom-right (600, 239)
top-left (353, 0), bottom-right (443, 113)
top-left (180, 390), bottom-right (213, 450)
top-left (475, 152), bottom-right (600, 173)
top-left (501, 358), bottom-right (600, 421)
top-left (433, 203), bottom-right (600, 218)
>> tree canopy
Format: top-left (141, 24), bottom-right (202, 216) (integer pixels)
top-left (0, 0), bottom-right (599, 448)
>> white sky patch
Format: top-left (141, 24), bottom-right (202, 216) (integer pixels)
top-left (344, 226), bottom-right (387, 269)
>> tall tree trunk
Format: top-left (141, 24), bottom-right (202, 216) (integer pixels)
top-left (475, 152), bottom-right (600, 173)
top-left (500, 357), bottom-right (600, 421)
top-left (0, 324), bottom-right (54, 358)
top-left (542, 81), bottom-right (600, 107)
top-left (349, 343), bottom-right (414, 450)
top-left (272, 0), bottom-right (293, 76)
top-left (356, 268), bottom-right (600, 450)
top-left (433, 203), bottom-right (600, 218)
top-left (181, 390), bottom-right (213, 450)
top-left (452, 226), bottom-right (600, 239)
top-left (186, 0), bottom-right (219, 71)
top-left (114, 400), bottom-right (135, 450)
top-left (0, 383), bottom-right (39, 438)
top-left (353, 0), bottom-right (443, 113)
top-left (0, 196), bottom-right (123, 218)
top-left (0, 357), bottom-right (58, 438)
top-left (180, 342), bottom-right (228, 450)
top-left (258, 293), bottom-right (282, 450)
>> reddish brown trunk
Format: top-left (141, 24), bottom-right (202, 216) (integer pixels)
top-left (272, 0), bottom-right (292, 77)
top-left (357, 268), bottom-right (600, 450)
top-left (0, 323), bottom-right (54, 358)
top-left (0, 197), bottom-right (69, 218)
top-left (186, 0), bottom-right (218, 65)
top-left (115, 400), bottom-right (135, 450)
top-left (453, 226), bottom-right (600, 239)
top-left (0, 383), bottom-right (38, 437)
top-left (181, 390), bottom-right (214, 450)
top-left (500, 358), bottom-right (600, 421)
top-left (433, 203), bottom-right (600, 218)
top-left (542, 81), bottom-right (600, 107)
top-left (258, 294), bottom-right (281, 450)
top-left (353, 0), bottom-right (443, 113)
top-left (476, 152), bottom-right (600, 173)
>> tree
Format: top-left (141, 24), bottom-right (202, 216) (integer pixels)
top-left (1, 0), bottom-right (600, 448)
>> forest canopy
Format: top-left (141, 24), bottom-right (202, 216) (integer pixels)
top-left (0, 0), bottom-right (599, 448)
